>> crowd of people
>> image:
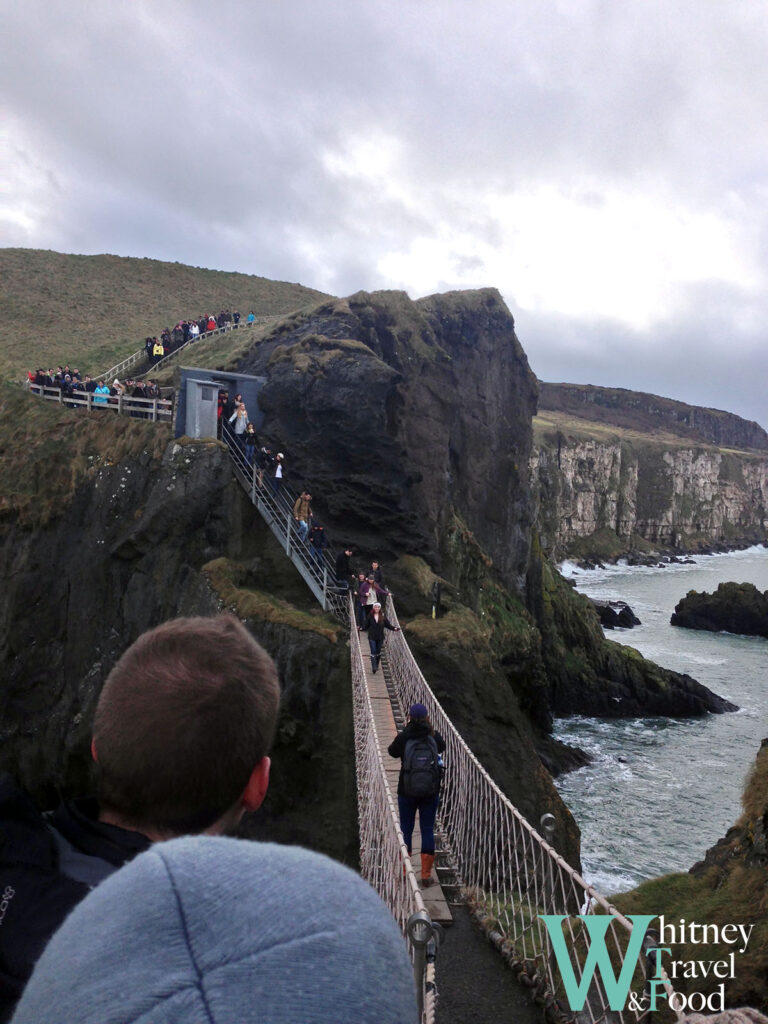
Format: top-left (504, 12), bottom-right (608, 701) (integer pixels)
top-left (143, 309), bottom-right (259, 364)
top-left (27, 367), bottom-right (170, 417)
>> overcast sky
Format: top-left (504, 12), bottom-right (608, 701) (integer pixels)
top-left (2, 1), bottom-right (767, 426)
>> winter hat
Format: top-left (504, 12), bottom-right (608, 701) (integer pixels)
top-left (409, 703), bottom-right (428, 719)
top-left (12, 836), bottom-right (418, 1024)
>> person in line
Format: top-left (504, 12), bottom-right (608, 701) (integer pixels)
top-left (0, 615), bottom-right (280, 1020)
top-left (271, 452), bottom-right (284, 497)
top-left (228, 400), bottom-right (249, 451)
top-left (354, 571), bottom-right (370, 630)
top-left (363, 601), bottom-right (399, 674)
top-left (335, 547), bottom-right (354, 590)
top-left (256, 445), bottom-right (274, 489)
top-left (93, 380), bottom-right (110, 407)
top-left (292, 490), bottom-right (313, 542)
top-left (359, 572), bottom-right (391, 620)
top-left (308, 522), bottom-right (327, 565)
top-left (222, 391), bottom-right (237, 424)
top-left (11, 836), bottom-right (418, 1024)
top-left (244, 422), bottom-right (259, 468)
top-left (370, 560), bottom-right (385, 586)
top-left (388, 703), bottom-right (445, 889)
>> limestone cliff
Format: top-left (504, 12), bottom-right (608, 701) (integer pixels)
top-left (532, 417), bottom-right (768, 560)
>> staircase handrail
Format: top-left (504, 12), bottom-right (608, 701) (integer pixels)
top-left (220, 423), bottom-right (347, 620)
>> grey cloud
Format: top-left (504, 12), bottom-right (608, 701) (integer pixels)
top-left (2, 0), bottom-right (768, 427)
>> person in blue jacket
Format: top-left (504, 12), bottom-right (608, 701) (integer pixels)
top-left (11, 837), bottom-right (418, 1024)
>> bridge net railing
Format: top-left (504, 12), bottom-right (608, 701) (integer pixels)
top-left (349, 602), bottom-right (437, 1024)
top-left (383, 600), bottom-right (680, 1024)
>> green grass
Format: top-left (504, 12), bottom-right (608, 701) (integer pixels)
top-left (0, 248), bottom-right (329, 384)
top-left (0, 382), bottom-right (168, 525)
top-left (533, 409), bottom-right (758, 455)
top-left (202, 557), bottom-right (342, 641)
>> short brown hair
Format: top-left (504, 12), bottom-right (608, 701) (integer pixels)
top-left (93, 615), bottom-right (280, 834)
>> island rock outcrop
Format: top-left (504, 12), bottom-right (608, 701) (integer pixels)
top-left (671, 582), bottom-right (768, 638)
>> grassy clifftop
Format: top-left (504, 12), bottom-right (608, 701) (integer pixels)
top-left (0, 248), bottom-right (328, 383)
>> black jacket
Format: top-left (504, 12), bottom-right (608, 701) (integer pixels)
top-left (364, 613), bottom-right (397, 643)
top-left (387, 722), bottom-right (445, 798)
top-left (0, 775), bottom-right (149, 1022)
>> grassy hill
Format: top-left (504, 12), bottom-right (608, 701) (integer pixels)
top-left (539, 381), bottom-right (768, 451)
top-left (0, 248), bottom-right (329, 382)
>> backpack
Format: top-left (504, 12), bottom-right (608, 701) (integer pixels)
top-left (402, 735), bottom-right (441, 799)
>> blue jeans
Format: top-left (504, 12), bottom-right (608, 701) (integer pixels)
top-left (296, 520), bottom-right (309, 542)
top-left (398, 794), bottom-right (440, 856)
top-left (368, 637), bottom-right (382, 671)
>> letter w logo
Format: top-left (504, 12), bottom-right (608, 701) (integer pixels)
top-left (540, 914), bottom-right (654, 1012)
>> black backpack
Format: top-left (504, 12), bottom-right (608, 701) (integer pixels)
top-left (402, 735), bottom-right (441, 799)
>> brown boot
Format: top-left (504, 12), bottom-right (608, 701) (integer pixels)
top-left (421, 852), bottom-right (435, 887)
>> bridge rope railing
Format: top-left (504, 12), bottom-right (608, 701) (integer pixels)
top-left (349, 598), bottom-right (438, 1024)
top-left (382, 599), bottom-right (681, 1024)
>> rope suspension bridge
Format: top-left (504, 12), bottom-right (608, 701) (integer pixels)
top-left (218, 429), bottom-right (682, 1024)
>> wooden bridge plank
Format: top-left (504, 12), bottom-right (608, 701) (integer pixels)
top-left (360, 654), bottom-right (453, 927)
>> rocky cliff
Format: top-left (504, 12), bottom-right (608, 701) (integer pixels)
top-left (0, 386), bottom-right (357, 862)
top-left (532, 418), bottom-right (768, 560)
top-left (617, 739), bottom-right (768, 1012)
top-left (540, 382), bottom-right (768, 452)
top-left (0, 288), bottom-right (739, 875)
top-left (238, 289), bottom-right (537, 590)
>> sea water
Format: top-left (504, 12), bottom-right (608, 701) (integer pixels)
top-left (552, 545), bottom-right (768, 896)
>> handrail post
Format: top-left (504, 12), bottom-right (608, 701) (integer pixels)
top-left (285, 507), bottom-right (292, 555)
top-left (322, 564), bottom-right (328, 610)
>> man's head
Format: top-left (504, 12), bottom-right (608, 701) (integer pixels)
top-left (92, 615), bottom-right (280, 838)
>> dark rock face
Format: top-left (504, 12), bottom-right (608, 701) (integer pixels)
top-left (0, 438), bottom-right (357, 863)
top-left (237, 289), bottom-right (538, 590)
top-left (528, 559), bottom-right (738, 718)
top-left (589, 599), bottom-right (641, 629)
top-left (671, 582), bottom-right (768, 638)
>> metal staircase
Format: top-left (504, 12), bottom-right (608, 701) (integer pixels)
top-left (220, 423), bottom-right (347, 620)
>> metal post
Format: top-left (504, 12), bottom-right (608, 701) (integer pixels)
top-left (322, 564), bottom-right (328, 610)
top-left (285, 507), bottom-right (292, 555)
top-left (540, 813), bottom-right (556, 913)
top-left (407, 910), bottom-right (435, 1021)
